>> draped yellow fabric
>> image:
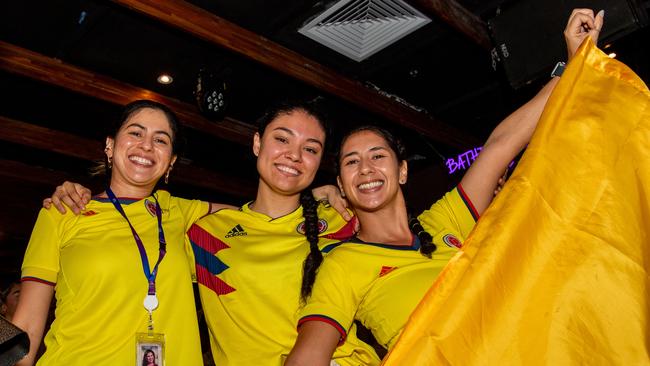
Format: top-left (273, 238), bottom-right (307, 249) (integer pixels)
top-left (383, 38), bottom-right (650, 365)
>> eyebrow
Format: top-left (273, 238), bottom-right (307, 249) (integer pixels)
top-left (126, 122), bottom-right (173, 139)
top-left (273, 126), bottom-right (324, 148)
top-left (341, 145), bottom-right (387, 159)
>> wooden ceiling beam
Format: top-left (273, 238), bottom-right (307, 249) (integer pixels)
top-left (0, 115), bottom-right (257, 198)
top-left (410, 0), bottom-right (492, 50)
top-left (0, 159), bottom-right (80, 188)
top-left (112, 0), bottom-right (479, 149)
top-left (0, 40), bottom-right (256, 146)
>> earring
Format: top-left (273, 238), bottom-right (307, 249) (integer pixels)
top-left (399, 178), bottom-right (405, 184)
top-left (105, 147), bottom-right (112, 169)
top-left (164, 165), bottom-right (173, 184)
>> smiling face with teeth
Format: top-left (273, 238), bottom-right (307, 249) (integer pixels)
top-left (253, 109), bottom-right (325, 199)
top-left (337, 129), bottom-right (408, 213)
top-left (105, 107), bottom-right (177, 197)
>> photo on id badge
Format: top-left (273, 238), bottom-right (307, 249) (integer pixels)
top-left (136, 333), bottom-right (165, 366)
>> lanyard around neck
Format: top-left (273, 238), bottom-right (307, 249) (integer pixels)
top-left (106, 187), bottom-right (167, 297)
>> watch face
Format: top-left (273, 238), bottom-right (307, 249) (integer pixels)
top-left (551, 62), bottom-right (566, 77)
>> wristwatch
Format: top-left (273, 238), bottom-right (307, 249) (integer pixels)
top-left (551, 61), bottom-right (566, 78)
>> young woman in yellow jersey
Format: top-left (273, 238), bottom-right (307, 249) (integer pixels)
top-left (285, 9), bottom-right (605, 365)
top-left (14, 100), bottom-right (219, 365)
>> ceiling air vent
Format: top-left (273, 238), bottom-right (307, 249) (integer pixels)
top-left (299, 0), bottom-right (431, 62)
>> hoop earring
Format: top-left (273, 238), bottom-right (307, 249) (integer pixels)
top-left (164, 165), bottom-right (173, 184)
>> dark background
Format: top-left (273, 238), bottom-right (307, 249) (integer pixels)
top-left (1, 0), bottom-right (648, 314)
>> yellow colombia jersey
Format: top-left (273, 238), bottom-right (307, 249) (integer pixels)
top-left (188, 202), bottom-right (381, 366)
top-left (299, 186), bottom-right (477, 350)
top-left (21, 190), bottom-right (208, 366)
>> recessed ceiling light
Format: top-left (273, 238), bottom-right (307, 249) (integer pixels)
top-left (608, 53), bottom-right (617, 59)
top-left (157, 74), bottom-right (173, 84)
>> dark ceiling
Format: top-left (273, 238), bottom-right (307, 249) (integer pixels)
top-left (0, 0), bottom-right (649, 279)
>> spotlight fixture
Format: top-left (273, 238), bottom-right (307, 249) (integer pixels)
top-left (195, 69), bottom-right (228, 121)
top-left (157, 74), bottom-right (173, 84)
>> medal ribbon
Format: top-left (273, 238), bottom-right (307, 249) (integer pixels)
top-left (106, 188), bottom-right (167, 298)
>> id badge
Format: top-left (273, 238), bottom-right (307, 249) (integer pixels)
top-left (136, 332), bottom-right (165, 366)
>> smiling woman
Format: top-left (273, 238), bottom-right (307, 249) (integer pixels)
top-left (252, 109), bottom-right (325, 201)
top-left (105, 104), bottom-right (178, 196)
top-left (185, 99), bottom-right (380, 366)
top-left (12, 100), bottom-right (208, 366)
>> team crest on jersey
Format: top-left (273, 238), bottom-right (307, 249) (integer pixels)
top-left (144, 199), bottom-right (157, 216)
top-left (81, 210), bottom-right (97, 216)
top-left (442, 234), bottom-right (462, 248)
top-left (296, 219), bottom-right (328, 235)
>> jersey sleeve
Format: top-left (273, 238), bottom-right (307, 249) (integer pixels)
top-left (21, 208), bottom-right (64, 285)
top-left (317, 203), bottom-right (357, 244)
top-left (298, 255), bottom-right (359, 343)
top-left (418, 185), bottom-right (478, 245)
top-left (174, 197), bottom-right (211, 232)
top-left (170, 196), bottom-right (209, 283)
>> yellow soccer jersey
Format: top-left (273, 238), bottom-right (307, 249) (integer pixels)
top-left (21, 190), bottom-right (209, 366)
top-left (299, 186), bottom-right (477, 350)
top-left (188, 202), bottom-right (380, 366)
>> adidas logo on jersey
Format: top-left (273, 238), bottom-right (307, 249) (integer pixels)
top-left (225, 224), bottom-right (247, 238)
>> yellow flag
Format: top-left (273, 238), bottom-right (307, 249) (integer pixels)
top-left (384, 38), bottom-right (650, 365)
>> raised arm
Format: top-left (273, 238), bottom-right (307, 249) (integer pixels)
top-left (460, 9), bottom-right (604, 215)
top-left (13, 281), bottom-right (54, 366)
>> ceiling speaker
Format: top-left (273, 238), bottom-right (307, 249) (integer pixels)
top-left (489, 0), bottom-right (648, 89)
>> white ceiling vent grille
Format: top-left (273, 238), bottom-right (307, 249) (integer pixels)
top-left (299, 0), bottom-right (431, 62)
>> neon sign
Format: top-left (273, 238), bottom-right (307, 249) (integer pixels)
top-left (446, 147), bottom-right (482, 174)
top-left (446, 146), bottom-right (516, 174)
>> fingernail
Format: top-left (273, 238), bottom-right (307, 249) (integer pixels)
top-left (597, 9), bottom-right (605, 18)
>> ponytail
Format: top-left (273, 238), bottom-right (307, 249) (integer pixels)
top-left (299, 191), bottom-right (323, 302)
